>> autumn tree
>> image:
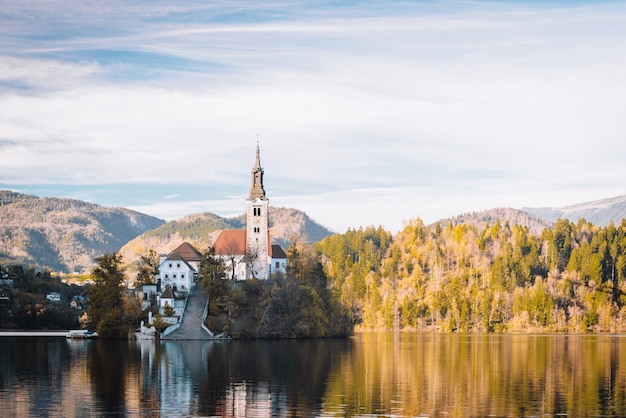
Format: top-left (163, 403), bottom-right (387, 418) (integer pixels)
top-left (136, 249), bottom-right (159, 285)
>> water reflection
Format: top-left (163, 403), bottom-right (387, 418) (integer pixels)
top-left (321, 333), bottom-right (626, 417)
top-left (1, 334), bottom-right (626, 417)
top-left (151, 339), bottom-right (350, 417)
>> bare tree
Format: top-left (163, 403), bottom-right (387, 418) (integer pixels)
top-left (243, 245), bottom-right (260, 279)
top-left (222, 240), bottom-right (243, 280)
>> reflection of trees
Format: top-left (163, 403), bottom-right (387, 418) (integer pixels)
top-left (89, 340), bottom-right (130, 413)
top-left (321, 334), bottom-right (626, 417)
top-left (0, 337), bottom-right (91, 416)
top-left (199, 339), bottom-right (352, 416)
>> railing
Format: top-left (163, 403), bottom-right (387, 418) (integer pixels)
top-left (201, 298), bottom-right (214, 337)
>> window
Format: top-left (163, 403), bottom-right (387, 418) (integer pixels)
top-left (275, 262), bottom-right (280, 269)
top-left (177, 263), bottom-right (180, 268)
top-left (173, 274), bottom-right (177, 279)
top-left (168, 263), bottom-right (172, 268)
top-left (165, 274), bottom-right (169, 279)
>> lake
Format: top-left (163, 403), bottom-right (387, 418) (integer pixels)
top-left (1, 333), bottom-right (625, 417)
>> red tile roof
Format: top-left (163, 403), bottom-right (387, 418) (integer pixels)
top-left (213, 230), bottom-right (247, 255)
top-left (213, 230), bottom-right (273, 256)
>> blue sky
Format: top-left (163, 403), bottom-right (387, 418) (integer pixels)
top-left (1, 1), bottom-right (626, 233)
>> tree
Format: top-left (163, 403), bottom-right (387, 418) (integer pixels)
top-left (163, 301), bottom-right (175, 317)
top-left (152, 313), bottom-right (166, 333)
top-left (199, 247), bottom-right (230, 316)
top-left (87, 253), bottom-right (133, 338)
top-left (243, 245), bottom-right (260, 279)
top-left (136, 249), bottom-right (159, 285)
top-left (221, 240), bottom-right (242, 280)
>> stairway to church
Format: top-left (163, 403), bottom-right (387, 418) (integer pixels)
top-left (161, 284), bottom-right (213, 340)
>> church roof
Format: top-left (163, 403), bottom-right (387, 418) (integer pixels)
top-left (168, 242), bottom-right (202, 262)
top-left (271, 244), bottom-right (287, 259)
top-left (213, 230), bottom-right (247, 255)
top-left (248, 142), bottom-right (267, 200)
top-left (213, 229), bottom-right (273, 256)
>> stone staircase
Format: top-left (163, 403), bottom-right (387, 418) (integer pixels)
top-left (161, 284), bottom-right (214, 340)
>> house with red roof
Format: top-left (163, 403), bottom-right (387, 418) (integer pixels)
top-left (156, 241), bottom-right (202, 293)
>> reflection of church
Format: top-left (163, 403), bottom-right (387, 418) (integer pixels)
top-left (213, 143), bottom-right (287, 280)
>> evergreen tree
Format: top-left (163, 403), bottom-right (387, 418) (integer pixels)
top-left (199, 247), bottom-right (230, 316)
top-left (87, 253), bottom-right (131, 338)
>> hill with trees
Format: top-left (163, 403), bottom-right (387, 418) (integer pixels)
top-left (438, 207), bottom-right (552, 236)
top-left (316, 218), bottom-right (626, 333)
top-left (0, 191), bottom-right (165, 273)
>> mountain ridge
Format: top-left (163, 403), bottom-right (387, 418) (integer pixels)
top-left (3, 190), bottom-right (626, 273)
top-left (523, 194), bottom-right (626, 227)
top-left (0, 190), bottom-right (334, 273)
top-left (0, 190), bottom-right (166, 272)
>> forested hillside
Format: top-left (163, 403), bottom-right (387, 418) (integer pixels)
top-left (0, 191), bottom-right (165, 272)
top-left (442, 208), bottom-right (552, 236)
top-left (317, 218), bottom-right (626, 333)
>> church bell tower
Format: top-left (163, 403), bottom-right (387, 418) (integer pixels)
top-left (246, 142), bottom-right (270, 279)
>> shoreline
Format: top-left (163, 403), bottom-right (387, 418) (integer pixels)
top-left (0, 331), bottom-right (69, 337)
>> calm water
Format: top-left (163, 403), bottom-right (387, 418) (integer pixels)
top-left (1, 333), bottom-right (626, 417)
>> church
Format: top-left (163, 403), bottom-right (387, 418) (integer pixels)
top-left (212, 143), bottom-right (287, 280)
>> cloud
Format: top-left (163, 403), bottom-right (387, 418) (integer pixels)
top-left (1, 1), bottom-right (626, 231)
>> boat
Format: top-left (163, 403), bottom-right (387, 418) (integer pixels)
top-left (66, 330), bottom-right (98, 339)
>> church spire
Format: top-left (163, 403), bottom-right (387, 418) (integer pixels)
top-left (249, 140), bottom-right (266, 200)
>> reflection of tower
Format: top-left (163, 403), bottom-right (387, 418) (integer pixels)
top-left (246, 142), bottom-right (270, 279)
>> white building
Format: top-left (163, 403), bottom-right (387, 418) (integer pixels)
top-left (156, 242), bottom-right (202, 293)
top-left (213, 143), bottom-right (287, 280)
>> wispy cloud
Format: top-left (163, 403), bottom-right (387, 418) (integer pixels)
top-left (1, 1), bottom-right (626, 232)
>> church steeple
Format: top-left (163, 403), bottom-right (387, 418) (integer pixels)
top-left (249, 141), bottom-right (266, 200)
top-left (246, 140), bottom-right (270, 279)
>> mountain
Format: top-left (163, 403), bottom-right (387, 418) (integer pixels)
top-left (523, 194), bottom-right (626, 227)
top-left (7, 187), bottom-right (625, 275)
top-left (0, 190), bottom-right (165, 273)
top-left (437, 207), bottom-right (553, 235)
top-left (117, 206), bottom-right (333, 269)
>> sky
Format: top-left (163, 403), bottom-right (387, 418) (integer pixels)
top-left (1, 0), bottom-right (626, 234)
